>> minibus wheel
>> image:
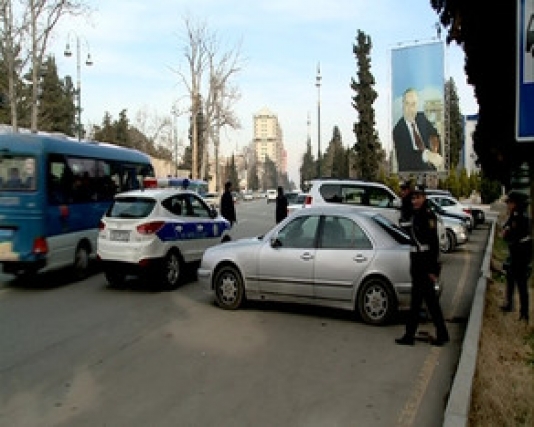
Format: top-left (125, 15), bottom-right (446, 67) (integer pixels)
top-left (73, 242), bottom-right (91, 281)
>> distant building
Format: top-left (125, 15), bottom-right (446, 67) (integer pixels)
top-left (150, 157), bottom-right (176, 178)
top-left (253, 107), bottom-right (286, 175)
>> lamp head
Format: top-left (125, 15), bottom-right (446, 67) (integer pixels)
top-left (64, 43), bottom-right (72, 57)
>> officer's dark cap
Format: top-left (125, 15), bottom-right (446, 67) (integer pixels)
top-left (400, 181), bottom-right (411, 189)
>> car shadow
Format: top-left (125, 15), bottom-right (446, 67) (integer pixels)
top-left (4, 261), bottom-right (101, 290)
top-left (103, 264), bottom-right (199, 293)
top-left (242, 299), bottom-right (407, 326)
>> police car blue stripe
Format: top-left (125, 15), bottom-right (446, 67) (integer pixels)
top-left (155, 220), bottom-right (230, 241)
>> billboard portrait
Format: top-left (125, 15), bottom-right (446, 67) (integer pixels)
top-left (391, 41), bottom-right (445, 174)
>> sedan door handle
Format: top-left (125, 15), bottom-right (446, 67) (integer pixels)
top-left (300, 252), bottom-right (314, 261)
top-left (353, 254), bottom-right (367, 262)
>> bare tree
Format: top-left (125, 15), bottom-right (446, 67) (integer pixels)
top-left (203, 40), bottom-right (242, 190)
top-left (172, 15), bottom-right (244, 182)
top-left (134, 107), bottom-right (172, 146)
top-left (27, 0), bottom-right (90, 132)
top-left (1, 1), bottom-right (90, 133)
top-left (0, 0), bottom-right (27, 131)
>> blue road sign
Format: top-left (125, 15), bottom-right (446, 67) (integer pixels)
top-left (517, 0), bottom-right (534, 141)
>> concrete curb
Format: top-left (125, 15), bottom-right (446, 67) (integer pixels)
top-left (442, 219), bottom-right (496, 427)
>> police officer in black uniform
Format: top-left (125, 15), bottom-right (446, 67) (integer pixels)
top-left (275, 186), bottom-right (288, 224)
top-left (220, 181), bottom-right (237, 226)
top-left (500, 190), bottom-right (532, 322)
top-left (396, 184), bottom-right (449, 346)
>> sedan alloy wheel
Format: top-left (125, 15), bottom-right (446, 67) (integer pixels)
top-left (214, 265), bottom-right (244, 310)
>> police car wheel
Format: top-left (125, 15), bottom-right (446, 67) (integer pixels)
top-left (357, 277), bottom-right (396, 326)
top-left (160, 251), bottom-right (183, 290)
top-left (214, 265), bottom-right (244, 310)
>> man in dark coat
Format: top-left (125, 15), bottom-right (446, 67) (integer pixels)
top-left (220, 181), bottom-right (236, 226)
top-left (500, 190), bottom-right (532, 322)
top-left (396, 185), bottom-right (449, 346)
top-left (275, 186), bottom-right (288, 224)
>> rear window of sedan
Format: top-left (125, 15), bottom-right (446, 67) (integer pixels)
top-left (107, 197), bottom-right (156, 219)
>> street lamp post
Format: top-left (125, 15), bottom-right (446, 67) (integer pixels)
top-left (64, 34), bottom-right (93, 141)
top-left (214, 107), bottom-right (220, 193)
top-left (316, 63), bottom-right (322, 178)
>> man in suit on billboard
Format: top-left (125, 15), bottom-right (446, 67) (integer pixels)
top-left (393, 88), bottom-right (444, 172)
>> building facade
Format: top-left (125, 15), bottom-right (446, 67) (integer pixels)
top-left (253, 107), bottom-right (286, 175)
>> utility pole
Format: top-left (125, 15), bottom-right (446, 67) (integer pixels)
top-left (64, 34), bottom-right (93, 141)
top-left (316, 63), bottom-right (322, 178)
top-left (191, 93), bottom-right (200, 179)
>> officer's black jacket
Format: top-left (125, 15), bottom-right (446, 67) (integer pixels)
top-left (503, 208), bottom-right (532, 266)
top-left (409, 200), bottom-right (441, 276)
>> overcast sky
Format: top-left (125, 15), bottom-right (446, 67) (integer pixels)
top-left (50, 0), bottom-right (477, 183)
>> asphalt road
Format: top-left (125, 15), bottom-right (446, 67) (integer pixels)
top-left (0, 199), bottom-right (492, 427)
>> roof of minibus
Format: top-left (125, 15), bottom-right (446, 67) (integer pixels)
top-left (0, 131), bottom-right (150, 163)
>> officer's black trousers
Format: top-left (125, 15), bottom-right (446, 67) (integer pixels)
top-left (505, 262), bottom-right (530, 317)
top-left (405, 267), bottom-right (448, 340)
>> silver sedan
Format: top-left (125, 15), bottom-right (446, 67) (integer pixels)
top-left (198, 205), bottom-right (433, 325)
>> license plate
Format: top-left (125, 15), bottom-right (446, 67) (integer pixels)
top-left (110, 230), bottom-right (130, 242)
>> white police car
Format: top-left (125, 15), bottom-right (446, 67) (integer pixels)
top-left (97, 188), bottom-right (232, 290)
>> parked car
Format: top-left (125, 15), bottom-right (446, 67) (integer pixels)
top-left (231, 191), bottom-right (240, 203)
top-left (266, 188), bottom-right (277, 203)
top-left (471, 208), bottom-right (485, 227)
top-left (198, 205), bottom-right (441, 326)
top-left (426, 193), bottom-right (475, 231)
top-left (427, 200), bottom-right (469, 253)
top-left (97, 188), bottom-right (232, 290)
top-left (425, 189), bottom-right (484, 227)
top-left (427, 198), bottom-right (472, 231)
top-left (303, 178), bottom-right (402, 222)
top-left (303, 178), bottom-right (447, 249)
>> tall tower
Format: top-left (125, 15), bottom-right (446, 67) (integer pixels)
top-left (307, 111), bottom-right (311, 145)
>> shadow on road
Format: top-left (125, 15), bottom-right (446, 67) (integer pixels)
top-left (3, 260), bottom-right (102, 290)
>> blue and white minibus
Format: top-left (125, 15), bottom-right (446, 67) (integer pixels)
top-left (0, 132), bottom-right (154, 279)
